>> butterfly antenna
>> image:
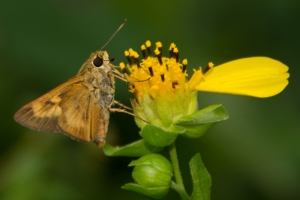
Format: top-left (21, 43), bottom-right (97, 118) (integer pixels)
top-left (101, 19), bottom-right (127, 50)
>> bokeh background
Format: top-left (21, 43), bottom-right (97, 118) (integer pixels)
top-left (1, 0), bottom-right (299, 199)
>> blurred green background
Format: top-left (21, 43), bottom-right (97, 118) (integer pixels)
top-left (1, 0), bottom-right (299, 199)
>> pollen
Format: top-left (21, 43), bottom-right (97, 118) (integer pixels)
top-left (121, 41), bottom-right (204, 99)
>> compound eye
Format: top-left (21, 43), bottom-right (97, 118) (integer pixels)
top-left (93, 56), bottom-right (103, 67)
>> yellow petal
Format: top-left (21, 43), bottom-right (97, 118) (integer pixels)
top-left (196, 57), bottom-right (289, 98)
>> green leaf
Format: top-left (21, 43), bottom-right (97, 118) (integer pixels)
top-left (103, 139), bottom-right (163, 157)
top-left (176, 104), bottom-right (229, 125)
top-left (176, 104), bottom-right (228, 138)
top-left (140, 124), bottom-right (181, 147)
top-left (171, 181), bottom-right (191, 200)
top-left (122, 183), bottom-right (169, 199)
top-left (189, 153), bottom-right (211, 200)
top-left (180, 123), bottom-right (217, 138)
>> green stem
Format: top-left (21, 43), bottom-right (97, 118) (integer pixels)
top-left (171, 181), bottom-right (190, 200)
top-left (169, 142), bottom-right (185, 190)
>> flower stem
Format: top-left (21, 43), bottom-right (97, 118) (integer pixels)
top-left (171, 181), bottom-right (190, 200)
top-left (169, 142), bottom-right (185, 191)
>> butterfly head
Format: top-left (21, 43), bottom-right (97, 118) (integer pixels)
top-left (79, 50), bottom-right (113, 75)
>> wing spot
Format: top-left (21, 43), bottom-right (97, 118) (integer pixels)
top-left (32, 103), bottom-right (62, 118)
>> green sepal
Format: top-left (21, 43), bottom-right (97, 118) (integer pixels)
top-left (189, 153), bottom-right (212, 200)
top-left (180, 123), bottom-right (217, 138)
top-left (176, 104), bottom-right (228, 138)
top-left (122, 183), bottom-right (169, 199)
top-left (176, 104), bottom-right (228, 125)
top-left (140, 124), bottom-right (184, 147)
top-left (103, 139), bottom-right (163, 157)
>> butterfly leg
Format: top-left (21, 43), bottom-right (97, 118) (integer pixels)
top-left (113, 100), bottom-right (132, 110)
top-left (109, 107), bottom-right (148, 123)
top-left (112, 73), bottom-right (128, 82)
top-left (110, 66), bottom-right (128, 82)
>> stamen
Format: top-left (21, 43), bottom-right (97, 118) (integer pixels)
top-left (172, 81), bottom-right (178, 88)
top-left (132, 51), bottom-right (141, 68)
top-left (169, 49), bottom-right (174, 58)
top-left (124, 50), bottom-right (133, 66)
top-left (148, 67), bottom-right (154, 76)
top-left (182, 59), bottom-right (188, 73)
top-left (173, 47), bottom-right (179, 63)
top-left (203, 62), bottom-right (214, 74)
top-left (141, 45), bottom-right (147, 59)
top-left (128, 48), bottom-right (135, 57)
top-left (145, 40), bottom-right (152, 57)
top-left (155, 48), bottom-right (163, 65)
top-left (120, 62), bottom-right (131, 75)
top-left (156, 42), bottom-right (162, 53)
top-left (169, 43), bottom-right (176, 58)
top-left (160, 73), bottom-right (165, 82)
top-left (125, 41), bottom-right (195, 97)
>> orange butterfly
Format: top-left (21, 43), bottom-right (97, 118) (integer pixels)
top-left (14, 20), bottom-right (133, 147)
top-left (15, 50), bottom-right (130, 147)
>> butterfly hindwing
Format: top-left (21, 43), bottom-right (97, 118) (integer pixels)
top-left (57, 83), bottom-right (92, 142)
top-left (14, 75), bottom-right (94, 142)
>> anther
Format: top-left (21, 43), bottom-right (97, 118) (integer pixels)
top-left (119, 62), bottom-right (131, 75)
top-left (203, 62), bottom-right (214, 74)
top-left (155, 48), bottom-right (163, 65)
top-left (182, 59), bottom-right (188, 73)
top-left (169, 43), bottom-right (176, 58)
top-left (156, 42), bottom-right (162, 53)
top-left (145, 40), bottom-right (152, 57)
top-left (141, 45), bottom-right (147, 59)
top-left (172, 81), bottom-right (178, 88)
top-left (173, 47), bottom-right (179, 63)
top-left (132, 51), bottom-right (141, 68)
top-left (124, 50), bottom-right (133, 66)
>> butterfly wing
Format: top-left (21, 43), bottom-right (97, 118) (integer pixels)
top-left (14, 75), bottom-right (96, 143)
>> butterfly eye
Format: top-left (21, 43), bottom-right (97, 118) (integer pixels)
top-left (93, 56), bottom-right (103, 67)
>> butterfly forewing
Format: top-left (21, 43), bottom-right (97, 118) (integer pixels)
top-left (14, 51), bottom-right (115, 147)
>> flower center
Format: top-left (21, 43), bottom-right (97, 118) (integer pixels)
top-left (120, 41), bottom-right (213, 99)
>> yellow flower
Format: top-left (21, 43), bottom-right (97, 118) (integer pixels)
top-left (120, 41), bottom-right (289, 130)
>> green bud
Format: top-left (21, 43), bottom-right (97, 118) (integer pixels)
top-left (123, 154), bottom-right (173, 199)
top-left (131, 154), bottom-right (173, 187)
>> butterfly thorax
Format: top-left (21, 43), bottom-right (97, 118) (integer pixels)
top-left (79, 50), bottom-right (115, 108)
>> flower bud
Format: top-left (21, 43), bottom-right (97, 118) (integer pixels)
top-left (123, 154), bottom-right (173, 199)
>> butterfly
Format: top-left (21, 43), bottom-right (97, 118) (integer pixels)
top-left (14, 20), bottom-right (133, 147)
top-left (15, 50), bottom-right (131, 147)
